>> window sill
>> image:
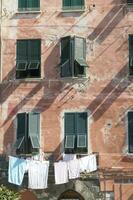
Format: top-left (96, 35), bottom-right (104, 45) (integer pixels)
top-left (62, 8), bottom-right (85, 13)
top-left (15, 78), bottom-right (43, 82)
top-left (16, 10), bottom-right (41, 14)
top-left (60, 76), bottom-right (89, 82)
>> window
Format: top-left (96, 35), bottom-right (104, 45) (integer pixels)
top-left (14, 112), bottom-right (40, 154)
top-left (16, 39), bottom-right (41, 79)
top-left (62, 0), bottom-right (85, 11)
top-left (127, 0), bottom-right (133, 6)
top-left (64, 112), bottom-right (87, 153)
top-left (128, 111), bottom-right (133, 153)
top-left (60, 36), bottom-right (88, 78)
top-left (129, 35), bottom-right (133, 76)
top-left (18, 0), bottom-right (40, 11)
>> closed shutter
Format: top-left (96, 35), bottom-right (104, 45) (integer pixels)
top-left (128, 112), bottom-right (133, 153)
top-left (61, 36), bottom-right (72, 77)
top-left (63, 0), bottom-right (71, 9)
top-left (28, 113), bottom-right (40, 148)
top-left (74, 36), bottom-right (87, 76)
top-left (27, 0), bottom-right (40, 10)
top-left (16, 40), bottom-right (28, 71)
top-left (76, 113), bottom-right (87, 148)
top-left (127, 0), bottom-right (133, 5)
top-left (129, 35), bottom-right (133, 75)
top-left (14, 113), bottom-right (27, 149)
top-left (28, 39), bottom-right (41, 69)
top-left (71, 0), bottom-right (85, 10)
top-left (65, 113), bottom-right (75, 148)
top-left (18, 0), bottom-right (27, 10)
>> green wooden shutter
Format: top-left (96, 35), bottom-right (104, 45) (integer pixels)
top-left (61, 36), bottom-right (72, 77)
top-left (14, 113), bottom-right (27, 149)
top-left (64, 113), bottom-right (76, 148)
top-left (74, 36), bottom-right (87, 76)
top-left (71, 0), bottom-right (85, 10)
top-left (27, 0), bottom-right (40, 10)
top-left (129, 35), bottom-right (133, 75)
top-left (76, 112), bottom-right (87, 148)
top-left (63, 0), bottom-right (71, 10)
top-left (28, 113), bottom-right (40, 148)
top-left (16, 40), bottom-right (28, 71)
top-left (18, 0), bottom-right (27, 11)
top-left (128, 112), bottom-right (133, 153)
top-left (127, 0), bottom-right (133, 5)
top-left (28, 39), bottom-right (41, 69)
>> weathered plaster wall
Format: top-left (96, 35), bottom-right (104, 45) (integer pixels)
top-left (0, 0), bottom-right (133, 199)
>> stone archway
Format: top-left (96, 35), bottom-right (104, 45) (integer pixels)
top-left (58, 189), bottom-right (85, 200)
top-left (20, 190), bottom-right (38, 200)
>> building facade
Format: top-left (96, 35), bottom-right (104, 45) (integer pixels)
top-left (0, 0), bottom-right (133, 199)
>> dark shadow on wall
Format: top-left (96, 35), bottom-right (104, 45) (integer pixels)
top-left (88, 4), bottom-right (127, 44)
top-left (87, 64), bottom-right (130, 121)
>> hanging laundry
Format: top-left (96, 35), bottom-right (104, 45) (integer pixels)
top-left (8, 156), bottom-right (28, 186)
top-left (79, 154), bottom-right (97, 173)
top-left (28, 160), bottom-right (49, 189)
top-left (67, 159), bottom-right (80, 179)
top-left (62, 154), bottom-right (76, 161)
top-left (54, 161), bottom-right (68, 184)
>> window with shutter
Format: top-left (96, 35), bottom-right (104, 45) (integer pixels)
top-left (62, 0), bottom-right (85, 11)
top-left (129, 35), bottom-right (133, 75)
top-left (127, 0), bottom-right (133, 6)
top-left (15, 112), bottom-right (40, 155)
top-left (18, 0), bottom-right (40, 11)
top-left (60, 36), bottom-right (87, 78)
top-left (64, 112), bottom-right (87, 153)
top-left (128, 111), bottom-right (133, 153)
top-left (16, 39), bottom-right (41, 79)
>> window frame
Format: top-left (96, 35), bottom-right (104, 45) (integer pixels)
top-left (64, 112), bottom-right (88, 154)
top-left (127, 110), bottom-right (133, 154)
top-left (15, 112), bottom-right (40, 155)
top-left (16, 39), bottom-right (41, 79)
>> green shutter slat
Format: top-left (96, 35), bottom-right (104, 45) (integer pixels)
top-left (65, 113), bottom-right (76, 135)
top-left (71, 0), bottom-right (84, 9)
top-left (17, 113), bottom-right (27, 138)
top-left (76, 112), bottom-right (87, 134)
top-left (128, 112), bottom-right (133, 153)
top-left (28, 40), bottom-right (41, 61)
top-left (28, 113), bottom-right (40, 148)
top-left (18, 0), bottom-right (27, 10)
top-left (17, 40), bottom-right (28, 61)
top-left (61, 36), bottom-right (72, 77)
top-left (129, 35), bottom-right (133, 75)
top-left (63, 0), bottom-right (71, 9)
top-left (27, 0), bottom-right (40, 10)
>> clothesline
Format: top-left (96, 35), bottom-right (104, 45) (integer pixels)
top-left (8, 153), bottom-right (97, 190)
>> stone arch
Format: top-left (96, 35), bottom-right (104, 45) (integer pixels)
top-left (20, 190), bottom-right (38, 200)
top-left (58, 189), bottom-right (85, 200)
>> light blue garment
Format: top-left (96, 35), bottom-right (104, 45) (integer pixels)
top-left (8, 156), bottom-right (28, 185)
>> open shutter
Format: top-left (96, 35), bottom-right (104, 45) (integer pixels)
top-left (28, 39), bottom-right (41, 70)
top-left (18, 0), bottom-right (27, 11)
top-left (61, 36), bottom-right (72, 77)
top-left (27, 0), bottom-right (40, 10)
top-left (28, 113), bottom-right (40, 148)
top-left (74, 36), bottom-right (87, 76)
top-left (129, 35), bottom-right (133, 75)
top-left (128, 112), bottom-right (133, 153)
top-left (64, 113), bottom-right (76, 148)
top-left (14, 113), bottom-right (27, 149)
top-left (16, 40), bottom-right (28, 71)
top-left (76, 112), bottom-right (87, 148)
